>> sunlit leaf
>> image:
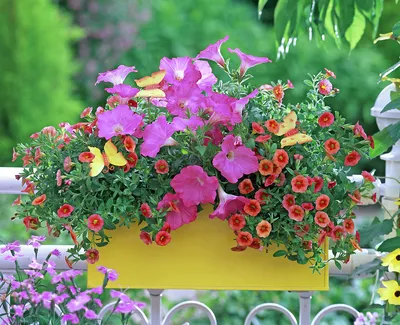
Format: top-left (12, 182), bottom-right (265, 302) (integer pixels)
top-left (371, 0), bottom-right (384, 37)
top-left (337, 0), bottom-right (355, 38)
top-left (392, 21), bottom-right (400, 38)
top-left (370, 121), bottom-right (400, 158)
top-left (381, 97), bottom-right (400, 113)
top-left (345, 6), bottom-right (366, 50)
top-left (258, 0), bottom-right (269, 19)
top-left (377, 237), bottom-right (400, 252)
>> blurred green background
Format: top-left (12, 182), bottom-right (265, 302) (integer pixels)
top-left (0, 0), bottom-right (398, 323)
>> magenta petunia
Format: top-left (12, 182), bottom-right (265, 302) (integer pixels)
top-left (157, 193), bottom-right (197, 230)
top-left (105, 84), bottom-right (140, 98)
top-left (95, 65), bottom-right (137, 85)
top-left (212, 135), bottom-right (259, 183)
top-left (195, 35), bottom-right (229, 67)
top-left (97, 105), bottom-right (143, 140)
top-left (166, 82), bottom-right (205, 117)
top-left (210, 185), bottom-right (250, 220)
top-left (172, 116), bottom-right (205, 132)
top-left (159, 56), bottom-right (201, 85)
top-left (194, 60), bottom-right (217, 92)
top-left (228, 48), bottom-right (271, 77)
top-left (170, 165), bottom-right (219, 207)
top-left (140, 115), bottom-right (176, 157)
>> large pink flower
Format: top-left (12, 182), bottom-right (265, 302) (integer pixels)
top-left (140, 115), bottom-right (176, 158)
top-left (105, 84), bottom-right (139, 98)
top-left (157, 193), bottom-right (197, 230)
top-left (159, 57), bottom-right (201, 85)
top-left (95, 65), bottom-right (137, 85)
top-left (210, 185), bottom-right (250, 220)
top-left (172, 116), bottom-right (205, 132)
top-left (194, 60), bottom-right (217, 92)
top-left (166, 83), bottom-right (205, 117)
top-left (195, 36), bottom-right (229, 67)
top-left (228, 48), bottom-right (271, 77)
top-left (212, 135), bottom-right (258, 183)
top-left (170, 165), bottom-right (219, 207)
top-left (97, 105), bottom-right (143, 140)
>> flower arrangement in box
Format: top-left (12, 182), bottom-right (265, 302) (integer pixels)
top-left (12, 36), bottom-right (374, 271)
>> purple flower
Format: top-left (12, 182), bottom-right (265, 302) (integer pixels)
top-left (12, 304), bottom-right (29, 317)
top-left (62, 314), bottom-right (80, 325)
top-left (28, 259), bottom-right (42, 270)
top-left (1, 241), bottom-right (21, 253)
top-left (194, 60), bottom-right (217, 92)
top-left (51, 270), bottom-right (82, 284)
top-left (41, 292), bottom-right (58, 309)
top-left (66, 294), bottom-right (91, 312)
top-left (172, 116), bottom-right (205, 132)
top-left (56, 284), bottom-right (66, 293)
top-left (97, 105), bottom-right (143, 140)
top-left (105, 84), bottom-right (140, 98)
top-left (84, 309), bottom-right (98, 320)
top-left (159, 57), bottom-right (201, 85)
top-left (228, 48), bottom-right (271, 77)
top-left (195, 36), bottom-right (229, 67)
top-left (93, 298), bottom-right (103, 308)
top-left (210, 185), bottom-right (250, 220)
top-left (50, 249), bottom-right (61, 257)
top-left (24, 270), bottom-right (44, 278)
top-left (95, 65), bottom-right (137, 86)
top-left (90, 286), bottom-right (103, 295)
top-left (166, 82), bottom-right (205, 117)
top-left (97, 266), bottom-right (119, 281)
top-left (4, 254), bottom-right (20, 262)
top-left (27, 235), bottom-right (46, 249)
top-left (110, 290), bottom-right (145, 314)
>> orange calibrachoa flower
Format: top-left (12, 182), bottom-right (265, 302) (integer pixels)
top-left (288, 205), bottom-right (305, 221)
top-left (258, 159), bottom-right (274, 176)
top-left (264, 174), bottom-right (277, 187)
top-left (255, 135), bottom-right (272, 143)
top-left (348, 190), bottom-right (362, 204)
top-left (301, 202), bottom-right (314, 211)
top-left (57, 204), bottom-right (74, 218)
top-left (23, 216), bottom-right (39, 231)
top-left (87, 214), bottom-right (104, 232)
top-left (78, 152), bottom-right (95, 163)
top-left (273, 149), bottom-right (289, 168)
top-left (155, 231), bottom-right (171, 246)
top-left (343, 218), bottom-right (355, 234)
top-left (127, 152), bottom-right (138, 168)
top-left (228, 214), bottom-right (246, 231)
top-left (155, 160), bottom-right (169, 174)
top-left (272, 163), bottom-right (282, 176)
top-left (238, 179), bottom-right (254, 194)
top-left (282, 194), bottom-right (295, 210)
top-left (251, 122), bottom-right (265, 134)
top-left (315, 194), bottom-right (330, 210)
top-left (256, 220), bottom-right (272, 238)
top-left (64, 156), bottom-right (73, 172)
top-left (124, 136), bottom-right (136, 153)
top-left (236, 231), bottom-right (253, 246)
top-left (332, 226), bottom-right (345, 241)
top-left (32, 194), bottom-right (46, 206)
top-left (344, 151), bottom-right (361, 166)
top-left (273, 84), bottom-right (284, 104)
top-left (12, 195), bottom-right (21, 206)
top-left (254, 189), bottom-right (271, 205)
top-left (361, 171), bottom-right (375, 182)
top-left (314, 211), bottom-right (330, 227)
top-left (265, 119), bottom-right (280, 133)
top-left (318, 112), bottom-right (334, 127)
top-left (140, 231), bottom-right (152, 245)
top-left (140, 203), bottom-right (152, 218)
top-left (250, 237), bottom-right (261, 249)
top-left (324, 138), bottom-right (340, 155)
top-left (291, 175), bottom-right (308, 193)
top-left (244, 199), bottom-right (261, 216)
top-left (86, 249), bottom-right (100, 264)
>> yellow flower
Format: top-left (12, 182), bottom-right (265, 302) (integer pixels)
top-left (377, 280), bottom-right (400, 305)
top-left (395, 198), bottom-right (400, 206)
top-left (381, 248), bottom-right (400, 273)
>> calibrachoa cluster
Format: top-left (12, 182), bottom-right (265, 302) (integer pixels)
top-left (0, 237), bottom-right (144, 324)
top-left (13, 36), bottom-right (374, 270)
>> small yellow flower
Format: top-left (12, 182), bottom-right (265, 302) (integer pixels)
top-left (395, 198), bottom-right (400, 206)
top-left (377, 280), bottom-right (400, 305)
top-left (382, 248), bottom-right (400, 273)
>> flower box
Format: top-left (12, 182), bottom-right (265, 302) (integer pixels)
top-left (87, 205), bottom-right (329, 291)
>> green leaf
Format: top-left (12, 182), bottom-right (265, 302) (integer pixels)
top-left (390, 91), bottom-right (400, 102)
top-left (358, 217), bottom-right (393, 247)
top-left (337, 0), bottom-right (355, 38)
top-left (370, 121), bottom-right (400, 158)
top-left (195, 145), bottom-right (207, 156)
top-left (345, 6), bottom-right (366, 50)
top-left (371, 0), bottom-right (384, 37)
top-left (350, 258), bottom-right (382, 278)
top-left (274, 0), bottom-right (298, 51)
top-left (381, 97), bottom-right (400, 113)
top-left (334, 260), bottom-right (342, 270)
top-left (355, 0), bottom-right (373, 16)
top-left (258, 0), bottom-right (269, 19)
top-left (392, 21), bottom-right (400, 38)
top-left (377, 237), bottom-right (400, 252)
top-left (181, 148), bottom-right (189, 155)
top-left (273, 250), bottom-right (287, 257)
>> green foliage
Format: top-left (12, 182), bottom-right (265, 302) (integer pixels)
top-left (0, 0), bottom-right (82, 166)
top-left (377, 236), bottom-right (400, 252)
top-left (370, 121), bottom-right (400, 158)
top-left (358, 217), bottom-right (393, 247)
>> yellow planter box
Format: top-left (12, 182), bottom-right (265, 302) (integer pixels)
top-left (88, 205), bottom-right (329, 291)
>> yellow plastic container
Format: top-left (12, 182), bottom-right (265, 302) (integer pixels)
top-left (87, 204), bottom-right (329, 290)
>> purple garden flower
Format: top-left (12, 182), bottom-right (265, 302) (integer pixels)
top-left (195, 36), bottom-right (229, 67)
top-left (166, 82), bottom-right (205, 117)
top-left (194, 60), bottom-right (217, 92)
top-left (50, 249), bottom-right (61, 257)
top-left (159, 57), bottom-right (201, 85)
top-left (27, 235), bottom-right (46, 249)
top-left (105, 84), bottom-right (140, 98)
top-left (97, 266), bottom-right (119, 281)
top-left (62, 314), bottom-right (80, 325)
top-left (66, 294), bottom-right (91, 312)
top-left (95, 65), bottom-right (137, 86)
top-left (28, 259), bottom-right (42, 270)
top-left (228, 48), bottom-right (271, 77)
top-left (1, 241), bottom-right (21, 254)
top-left (84, 309), bottom-right (98, 320)
top-left (110, 290), bottom-right (145, 314)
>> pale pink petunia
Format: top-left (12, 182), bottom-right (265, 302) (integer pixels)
top-left (195, 36), bottom-right (229, 67)
top-left (212, 135), bottom-right (259, 183)
top-left (159, 57), bottom-right (201, 85)
top-left (166, 82), bottom-right (205, 117)
top-left (194, 60), bottom-right (217, 92)
top-left (170, 165), bottom-right (219, 207)
top-left (97, 105), bottom-right (143, 140)
top-left (95, 65), bottom-right (137, 85)
top-left (105, 84), bottom-right (140, 98)
top-left (210, 185), bottom-right (250, 220)
top-left (157, 193), bottom-right (197, 230)
top-left (228, 48), bottom-right (271, 77)
top-left (140, 115), bottom-right (176, 158)
top-left (172, 116), bottom-right (205, 132)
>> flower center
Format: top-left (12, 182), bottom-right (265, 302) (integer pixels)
top-left (396, 255), bottom-right (400, 261)
top-left (175, 70), bottom-right (184, 81)
top-left (226, 151), bottom-right (235, 160)
top-left (395, 291), bottom-right (400, 298)
top-left (93, 220), bottom-right (98, 225)
top-left (196, 177), bottom-right (204, 186)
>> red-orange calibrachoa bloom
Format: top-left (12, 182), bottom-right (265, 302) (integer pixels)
top-left (80, 107), bottom-right (92, 118)
top-left (273, 84), bottom-right (284, 104)
top-left (236, 231), bottom-right (253, 246)
top-left (32, 194), bottom-right (46, 206)
top-left (12, 195), bottom-right (21, 206)
top-left (361, 171), bottom-right (375, 182)
top-left (243, 199), bottom-right (261, 216)
top-left (238, 179), bottom-right (254, 195)
top-left (301, 202), bottom-right (314, 211)
top-left (332, 226), bottom-right (345, 241)
top-left (255, 135), bottom-right (272, 143)
top-left (155, 160), bottom-right (169, 174)
top-left (228, 214), bottom-right (246, 231)
top-left (312, 176), bottom-right (324, 193)
top-left (273, 149), bottom-right (289, 168)
top-left (294, 154), bottom-right (303, 160)
top-left (272, 163), bottom-right (282, 176)
top-left (314, 211), bottom-right (330, 227)
top-left (87, 214), bottom-right (104, 232)
top-left (155, 231), bottom-right (171, 246)
top-left (249, 238), bottom-right (261, 249)
top-left (23, 216), bottom-right (39, 231)
top-left (265, 119), bottom-right (280, 134)
top-left (252, 122), bottom-right (265, 134)
top-left (124, 136), bottom-right (136, 153)
top-left (86, 249), bottom-right (100, 264)
top-left (288, 205), bottom-right (304, 221)
top-left (343, 218), bottom-right (355, 234)
top-left (258, 159), bottom-right (274, 176)
top-left (140, 231), bottom-right (152, 245)
top-left (140, 203), bottom-right (152, 218)
top-left (344, 151), bottom-right (361, 166)
top-left (255, 189), bottom-right (271, 205)
top-left (57, 204), bottom-right (74, 218)
top-left (316, 194), bottom-right (330, 210)
top-left (64, 156), bottom-right (72, 172)
top-left (348, 190), bottom-right (362, 204)
top-left (264, 174), bottom-right (277, 187)
top-left (256, 220), bottom-right (272, 238)
top-left (282, 194), bottom-right (295, 210)
top-left (318, 112), bottom-right (334, 127)
top-left (367, 135), bottom-right (374, 149)
top-left (79, 152), bottom-right (95, 163)
top-left (127, 152), bottom-right (138, 168)
top-left (324, 138), bottom-right (340, 155)
top-left (291, 175), bottom-right (308, 193)
top-left (161, 222), bottom-right (171, 233)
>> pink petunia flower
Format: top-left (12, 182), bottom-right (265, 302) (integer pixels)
top-left (194, 60), bottom-right (217, 92)
top-left (105, 84), bottom-right (139, 98)
top-left (140, 115), bottom-right (176, 158)
top-left (95, 65), bottom-right (137, 86)
top-left (228, 48), bottom-right (271, 77)
top-left (97, 105), bottom-right (143, 140)
top-left (170, 165), bottom-right (219, 207)
top-left (159, 56), bottom-right (201, 85)
top-left (212, 135), bottom-right (258, 183)
top-left (157, 193), bottom-right (197, 230)
top-left (166, 82), bottom-right (205, 117)
top-left (195, 36), bottom-right (229, 67)
top-left (318, 79), bottom-right (332, 95)
top-left (57, 204), bottom-right (74, 218)
top-left (172, 116), bottom-right (205, 132)
top-left (87, 214), bottom-right (104, 232)
top-left (210, 185), bottom-right (250, 220)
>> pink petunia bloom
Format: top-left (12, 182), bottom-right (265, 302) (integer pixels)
top-left (105, 84), bottom-right (140, 98)
top-left (228, 48), bottom-right (271, 77)
top-left (210, 185), bottom-right (250, 220)
top-left (172, 116), bottom-right (205, 132)
top-left (194, 60), bottom-right (217, 92)
top-left (87, 214), bottom-right (104, 232)
top-left (95, 65), bottom-right (137, 86)
top-left (170, 165), bottom-right (219, 207)
top-left (318, 79), bottom-right (332, 95)
top-left (159, 56), bottom-right (201, 85)
top-left (212, 135), bottom-right (259, 183)
top-left (166, 82), bottom-right (205, 117)
top-left (353, 121), bottom-right (368, 140)
top-left (195, 36), bottom-right (229, 67)
top-left (97, 105), bottom-right (143, 140)
top-left (140, 115), bottom-right (177, 158)
top-left (157, 193), bottom-right (197, 230)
